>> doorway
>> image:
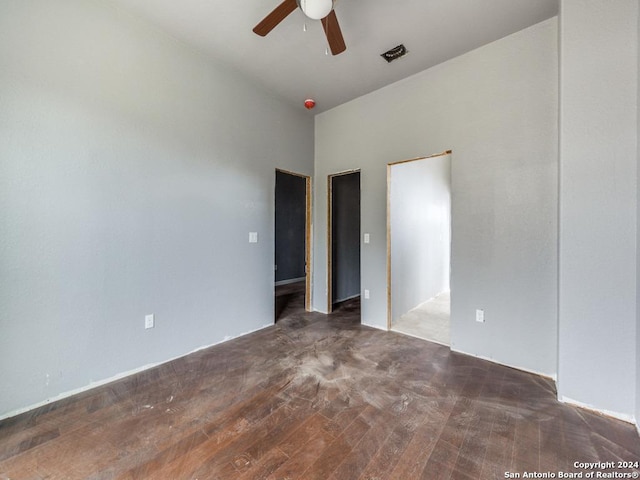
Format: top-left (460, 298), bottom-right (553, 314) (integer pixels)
top-left (274, 169), bottom-right (312, 321)
top-left (328, 170), bottom-right (361, 313)
top-left (387, 151), bottom-right (451, 345)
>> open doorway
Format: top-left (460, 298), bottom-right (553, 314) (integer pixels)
top-left (274, 169), bottom-right (311, 321)
top-left (387, 151), bottom-right (451, 345)
top-left (328, 170), bottom-right (361, 314)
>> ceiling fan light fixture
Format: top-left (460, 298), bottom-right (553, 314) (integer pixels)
top-left (254, 0), bottom-right (345, 55)
top-left (300, 0), bottom-right (333, 20)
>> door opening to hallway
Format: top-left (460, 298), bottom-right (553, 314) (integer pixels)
top-left (388, 151), bottom-right (452, 345)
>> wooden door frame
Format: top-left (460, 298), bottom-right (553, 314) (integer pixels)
top-left (386, 150), bottom-right (451, 330)
top-left (327, 169), bottom-right (361, 313)
top-left (275, 168), bottom-right (313, 312)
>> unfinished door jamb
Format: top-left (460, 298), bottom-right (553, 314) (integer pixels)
top-left (276, 168), bottom-right (313, 312)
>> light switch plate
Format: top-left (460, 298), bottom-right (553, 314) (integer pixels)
top-left (364, 233), bottom-right (370, 244)
top-left (249, 232), bottom-right (258, 243)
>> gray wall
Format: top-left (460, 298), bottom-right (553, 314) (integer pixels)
top-left (275, 171), bottom-right (306, 283)
top-left (638, 1), bottom-right (640, 433)
top-left (558, 0), bottom-right (638, 420)
top-left (331, 172), bottom-right (361, 303)
top-left (390, 155), bottom-right (451, 321)
top-left (0, 0), bottom-right (313, 418)
top-left (314, 18), bottom-right (558, 376)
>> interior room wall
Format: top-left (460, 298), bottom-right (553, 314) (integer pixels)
top-left (0, 0), bottom-right (314, 419)
top-left (558, 0), bottom-right (638, 420)
top-left (637, 3), bottom-right (640, 432)
top-left (275, 171), bottom-right (306, 284)
top-left (331, 172), bottom-right (361, 304)
top-left (390, 155), bottom-right (451, 321)
top-left (313, 17), bottom-right (558, 376)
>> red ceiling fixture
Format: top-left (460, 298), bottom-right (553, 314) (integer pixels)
top-left (304, 98), bottom-right (316, 110)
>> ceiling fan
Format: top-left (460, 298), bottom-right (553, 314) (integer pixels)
top-left (253, 0), bottom-right (346, 55)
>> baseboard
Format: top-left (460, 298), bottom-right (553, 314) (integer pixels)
top-left (0, 323), bottom-right (273, 422)
top-left (416, 289), bottom-right (451, 308)
top-left (390, 328), bottom-right (450, 348)
top-left (333, 293), bottom-right (360, 304)
top-left (450, 347), bottom-right (557, 382)
top-left (338, 322), bottom-right (639, 428)
top-left (274, 277), bottom-right (306, 287)
top-left (559, 396), bottom-right (635, 425)
top-left (361, 321), bottom-right (388, 332)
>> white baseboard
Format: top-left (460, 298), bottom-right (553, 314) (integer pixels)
top-left (275, 277), bottom-right (306, 287)
top-left (391, 329), bottom-right (450, 348)
top-left (559, 396), bottom-right (635, 424)
top-left (333, 293), bottom-right (360, 303)
top-left (0, 323), bottom-right (273, 422)
top-left (450, 347), bottom-right (557, 381)
top-left (361, 321), bottom-right (388, 332)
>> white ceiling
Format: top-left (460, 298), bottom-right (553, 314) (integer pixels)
top-left (110, 0), bottom-right (558, 113)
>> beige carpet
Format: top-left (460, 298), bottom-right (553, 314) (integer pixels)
top-left (391, 291), bottom-right (450, 346)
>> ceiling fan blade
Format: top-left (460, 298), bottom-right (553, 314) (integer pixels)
top-left (321, 10), bottom-right (346, 55)
top-left (253, 0), bottom-right (298, 36)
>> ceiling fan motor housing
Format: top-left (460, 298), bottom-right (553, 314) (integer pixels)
top-left (254, 0), bottom-right (345, 56)
top-left (298, 0), bottom-right (335, 20)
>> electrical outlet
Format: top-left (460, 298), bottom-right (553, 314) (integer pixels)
top-left (364, 289), bottom-right (370, 299)
top-left (475, 309), bottom-right (484, 323)
top-left (249, 232), bottom-right (258, 243)
top-left (363, 233), bottom-right (370, 244)
top-left (145, 314), bottom-right (155, 329)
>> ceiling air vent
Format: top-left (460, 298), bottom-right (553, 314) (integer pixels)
top-left (381, 44), bottom-right (408, 63)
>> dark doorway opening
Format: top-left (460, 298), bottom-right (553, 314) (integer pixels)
top-left (274, 169), bottom-right (311, 321)
top-left (328, 170), bottom-right (361, 313)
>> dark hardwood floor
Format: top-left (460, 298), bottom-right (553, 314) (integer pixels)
top-left (274, 280), bottom-right (306, 322)
top-left (1, 290), bottom-right (639, 479)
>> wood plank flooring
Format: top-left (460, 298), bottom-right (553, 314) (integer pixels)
top-left (1, 292), bottom-right (639, 479)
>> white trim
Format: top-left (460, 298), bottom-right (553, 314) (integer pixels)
top-left (0, 323), bottom-right (273, 422)
top-left (333, 293), bottom-right (361, 304)
top-left (448, 346), bottom-right (635, 425)
top-left (450, 347), bottom-right (557, 381)
top-left (559, 396), bottom-right (635, 424)
top-left (361, 321), bottom-right (387, 331)
top-left (275, 277), bottom-right (306, 287)
top-left (390, 328), bottom-right (450, 348)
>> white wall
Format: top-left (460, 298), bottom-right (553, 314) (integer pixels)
top-left (0, 0), bottom-right (314, 418)
top-left (637, 2), bottom-right (640, 432)
top-left (558, 0), bottom-right (638, 420)
top-left (313, 18), bottom-right (559, 376)
top-left (390, 155), bottom-right (451, 321)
